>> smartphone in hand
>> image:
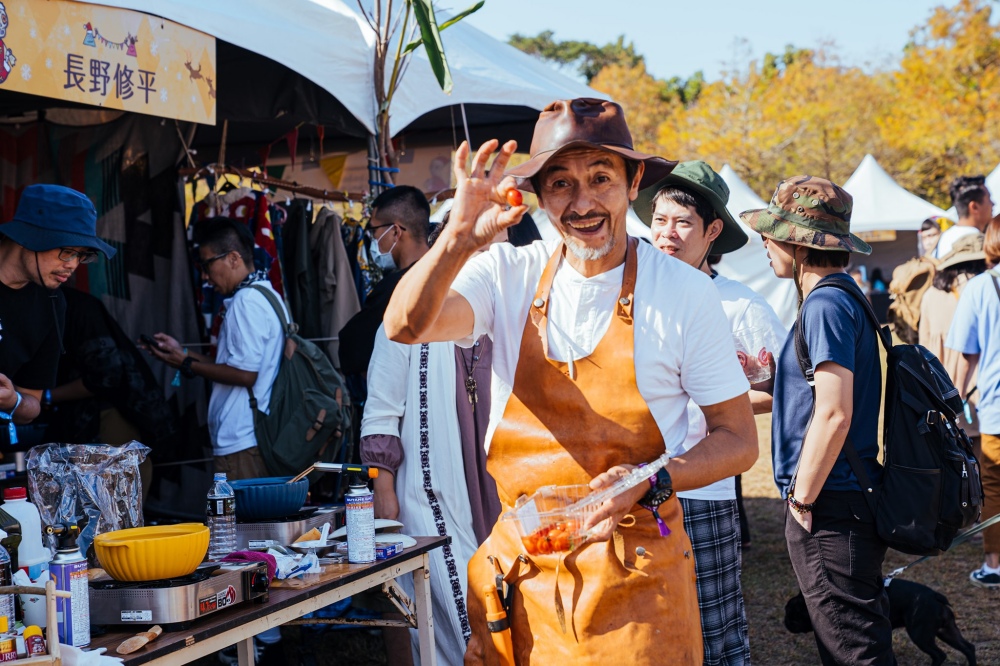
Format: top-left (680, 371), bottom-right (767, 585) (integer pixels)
top-left (138, 334), bottom-right (164, 352)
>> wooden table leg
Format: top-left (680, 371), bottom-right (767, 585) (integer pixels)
top-left (413, 553), bottom-right (436, 666)
top-left (237, 636), bottom-right (256, 666)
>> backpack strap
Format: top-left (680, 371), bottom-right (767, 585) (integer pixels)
top-left (991, 270), bottom-right (1000, 301)
top-left (249, 284), bottom-right (297, 337)
top-left (246, 284), bottom-right (296, 410)
top-left (791, 275), bottom-right (883, 515)
top-left (793, 276), bottom-right (892, 386)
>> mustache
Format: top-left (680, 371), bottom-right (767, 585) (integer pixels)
top-left (561, 212), bottom-right (606, 225)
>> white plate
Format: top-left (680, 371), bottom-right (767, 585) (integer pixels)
top-left (288, 539), bottom-right (334, 552)
top-left (329, 519), bottom-right (404, 540)
top-left (376, 533), bottom-right (417, 549)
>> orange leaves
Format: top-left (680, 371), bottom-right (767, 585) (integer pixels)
top-left (588, 0), bottom-right (1000, 207)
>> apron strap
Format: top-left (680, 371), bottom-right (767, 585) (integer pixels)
top-left (529, 237), bottom-right (639, 360)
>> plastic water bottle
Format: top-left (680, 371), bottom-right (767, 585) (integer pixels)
top-left (206, 473), bottom-right (237, 560)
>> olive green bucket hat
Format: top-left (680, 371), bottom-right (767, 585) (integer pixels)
top-left (741, 175), bottom-right (871, 255)
top-left (634, 160), bottom-right (748, 254)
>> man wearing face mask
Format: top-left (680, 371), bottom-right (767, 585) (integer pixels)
top-left (338, 186), bottom-right (431, 376)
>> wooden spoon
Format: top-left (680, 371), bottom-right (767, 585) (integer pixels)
top-left (117, 625), bottom-right (163, 655)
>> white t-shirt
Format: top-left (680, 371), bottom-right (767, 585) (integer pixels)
top-left (451, 239), bottom-right (750, 464)
top-left (208, 281), bottom-right (288, 457)
top-left (677, 274), bottom-right (787, 501)
top-left (934, 225), bottom-right (981, 259)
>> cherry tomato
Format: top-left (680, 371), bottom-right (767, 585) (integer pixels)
top-left (537, 536), bottom-right (553, 555)
top-left (506, 189), bottom-right (523, 207)
top-left (522, 536), bottom-right (538, 556)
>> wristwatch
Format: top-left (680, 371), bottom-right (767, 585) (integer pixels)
top-left (179, 355), bottom-right (197, 378)
top-left (638, 468), bottom-right (674, 511)
top-left (638, 467), bottom-right (674, 537)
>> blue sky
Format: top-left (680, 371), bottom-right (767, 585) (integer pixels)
top-left (464, 0), bottom-right (948, 81)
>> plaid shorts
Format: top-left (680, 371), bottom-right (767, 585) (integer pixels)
top-left (680, 497), bottom-right (751, 666)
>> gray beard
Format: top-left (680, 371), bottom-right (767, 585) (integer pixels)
top-left (564, 232), bottom-right (617, 262)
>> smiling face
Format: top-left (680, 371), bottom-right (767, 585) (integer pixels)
top-left (535, 147), bottom-right (642, 269)
top-left (650, 198), bottom-right (722, 270)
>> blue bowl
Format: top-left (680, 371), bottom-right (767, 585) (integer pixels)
top-left (230, 477), bottom-right (309, 521)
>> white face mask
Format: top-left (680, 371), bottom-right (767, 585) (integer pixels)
top-left (369, 226), bottom-right (397, 271)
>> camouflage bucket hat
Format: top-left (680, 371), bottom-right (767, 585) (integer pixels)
top-left (740, 175), bottom-right (871, 255)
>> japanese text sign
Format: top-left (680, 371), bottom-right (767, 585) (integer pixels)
top-left (0, 1), bottom-right (216, 124)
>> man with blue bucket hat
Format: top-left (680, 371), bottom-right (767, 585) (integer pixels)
top-left (0, 184), bottom-right (114, 443)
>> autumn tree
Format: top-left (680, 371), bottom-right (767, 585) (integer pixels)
top-left (658, 46), bottom-right (890, 197)
top-left (882, 0), bottom-right (1000, 205)
top-left (589, 61), bottom-right (674, 154)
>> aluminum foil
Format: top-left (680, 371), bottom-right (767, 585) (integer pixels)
top-left (26, 441), bottom-right (150, 557)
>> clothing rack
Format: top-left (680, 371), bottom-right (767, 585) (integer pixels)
top-left (179, 163), bottom-right (456, 204)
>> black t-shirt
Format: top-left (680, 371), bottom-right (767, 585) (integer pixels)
top-left (0, 279), bottom-right (64, 390)
top-left (338, 267), bottom-right (409, 375)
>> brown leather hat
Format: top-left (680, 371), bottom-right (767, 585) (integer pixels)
top-left (505, 98), bottom-right (676, 192)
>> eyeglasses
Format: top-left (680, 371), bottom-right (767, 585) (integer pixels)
top-left (57, 248), bottom-right (99, 264)
top-left (365, 223), bottom-right (404, 240)
top-left (197, 251), bottom-right (231, 270)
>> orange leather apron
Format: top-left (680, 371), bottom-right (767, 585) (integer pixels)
top-left (465, 239), bottom-right (702, 665)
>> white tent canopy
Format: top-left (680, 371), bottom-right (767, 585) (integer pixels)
top-left (83, 0), bottom-right (600, 136)
top-left (714, 165), bottom-right (797, 329)
top-left (843, 154), bottom-right (948, 232)
top-left (944, 161), bottom-right (1000, 219)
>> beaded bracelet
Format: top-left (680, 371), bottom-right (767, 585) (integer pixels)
top-left (787, 495), bottom-right (815, 514)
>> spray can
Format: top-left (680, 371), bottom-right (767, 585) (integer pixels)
top-left (50, 525), bottom-right (89, 647)
top-left (345, 480), bottom-right (375, 564)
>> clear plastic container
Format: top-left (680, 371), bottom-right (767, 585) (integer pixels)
top-left (733, 325), bottom-right (773, 384)
top-left (503, 454), bottom-right (671, 554)
top-left (206, 473), bottom-right (237, 561)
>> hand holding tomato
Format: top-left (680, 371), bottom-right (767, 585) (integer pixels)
top-left (443, 140), bottom-right (529, 255)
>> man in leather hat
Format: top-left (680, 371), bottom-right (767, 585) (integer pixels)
top-left (743, 176), bottom-right (894, 665)
top-left (0, 184), bottom-right (114, 443)
top-left (636, 161), bottom-right (785, 665)
top-left (385, 98), bottom-right (758, 663)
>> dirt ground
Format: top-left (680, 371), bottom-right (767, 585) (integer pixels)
top-left (194, 413), bottom-right (997, 665)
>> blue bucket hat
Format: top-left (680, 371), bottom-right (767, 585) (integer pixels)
top-left (0, 184), bottom-right (115, 259)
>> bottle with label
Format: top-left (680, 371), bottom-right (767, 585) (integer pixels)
top-left (0, 617), bottom-right (14, 662)
top-left (0, 535), bottom-right (12, 631)
top-left (345, 480), bottom-right (375, 564)
top-left (207, 472), bottom-right (237, 561)
top-left (23, 625), bottom-right (46, 657)
top-left (1, 487), bottom-right (47, 579)
top-left (50, 525), bottom-right (89, 648)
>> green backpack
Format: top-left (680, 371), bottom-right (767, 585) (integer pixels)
top-left (247, 285), bottom-right (350, 477)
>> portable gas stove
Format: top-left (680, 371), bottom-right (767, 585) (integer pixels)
top-left (89, 561), bottom-right (269, 630)
top-left (235, 506), bottom-right (344, 549)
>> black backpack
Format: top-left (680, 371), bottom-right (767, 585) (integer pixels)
top-left (794, 277), bottom-right (983, 556)
top-left (248, 285), bottom-right (351, 477)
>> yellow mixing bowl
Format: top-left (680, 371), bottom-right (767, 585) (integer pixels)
top-left (94, 524), bottom-right (209, 582)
